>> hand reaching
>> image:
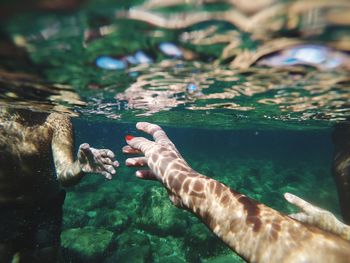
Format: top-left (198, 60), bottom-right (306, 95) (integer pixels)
top-left (77, 143), bottom-right (119, 179)
top-left (284, 192), bottom-right (350, 240)
top-left (123, 122), bottom-right (192, 183)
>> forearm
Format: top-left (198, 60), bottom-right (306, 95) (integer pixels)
top-left (125, 122), bottom-right (350, 262)
top-left (162, 171), bottom-right (350, 262)
top-left (47, 113), bottom-right (83, 186)
top-left (49, 113), bottom-right (85, 186)
top-left (161, 168), bottom-right (262, 258)
top-left (56, 160), bottom-right (85, 186)
top-left (162, 171), bottom-right (269, 261)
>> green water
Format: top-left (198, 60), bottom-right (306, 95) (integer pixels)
top-left (4, 1), bottom-right (350, 130)
top-left (67, 119), bottom-right (338, 262)
top-left (64, 120), bottom-right (339, 262)
top-left (1, 0), bottom-right (350, 262)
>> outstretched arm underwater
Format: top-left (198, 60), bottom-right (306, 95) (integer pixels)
top-left (48, 113), bottom-right (119, 186)
top-left (284, 192), bottom-right (350, 241)
top-left (123, 122), bottom-right (350, 263)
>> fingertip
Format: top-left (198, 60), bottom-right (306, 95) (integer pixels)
top-left (136, 122), bottom-right (148, 129)
top-left (134, 170), bottom-right (157, 181)
top-left (80, 143), bottom-right (90, 150)
top-left (135, 170), bottom-right (143, 178)
top-left (125, 135), bottom-right (134, 141)
top-left (122, 145), bottom-right (130, 153)
top-left (136, 122), bottom-right (143, 128)
top-left (125, 158), bottom-right (135, 166)
top-left (284, 193), bottom-right (292, 200)
top-left (107, 151), bottom-right (115, 158)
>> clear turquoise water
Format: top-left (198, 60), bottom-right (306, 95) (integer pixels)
top-left (67, 119), bottom-right (338, 262)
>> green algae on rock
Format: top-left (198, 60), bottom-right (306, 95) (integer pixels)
top-left (61, 226), bottom-right (115, 262)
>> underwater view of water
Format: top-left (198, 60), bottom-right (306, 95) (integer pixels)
top-left (69, 120), bottom-right (337, 262)
top-left (1, 0), bottom-right (350, 262)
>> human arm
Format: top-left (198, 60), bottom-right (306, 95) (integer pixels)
top-left (124, 122), bottom-right (350, 263)
top-left (48, 113), bottom-right (119, 186)
top-left (284, 192), bottom-right (350, 240)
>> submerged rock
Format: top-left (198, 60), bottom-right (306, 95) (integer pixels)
top-left (107, 246), bottom-right (151, 263)
top-left (148, 235), bottom-right (187, 263)
top-left (203, 253), bottom-right (245, 263)
top-left (61, 226), bottom-right (115, 262)
top-left (105, 230), bottom-right (152, 263)
top-left (62, 206), bottom-right (89, 228)
top-left (92, 208), bottom-right (130, 233)
top-left (135, 187), bottom-right (189, 236)
top-left (184, 222), bottom-right (225, 260)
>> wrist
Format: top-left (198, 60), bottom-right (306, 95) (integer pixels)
top-left (73, 160), bottom-right (86, 175)
top-left (163, 167), bottom-right (199, 193)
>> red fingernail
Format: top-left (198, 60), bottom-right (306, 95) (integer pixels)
top-left (125, 135), bottom-right (134, 141)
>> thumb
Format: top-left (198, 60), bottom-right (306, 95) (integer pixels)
top-left (78, 143), bottom-right (91, 160)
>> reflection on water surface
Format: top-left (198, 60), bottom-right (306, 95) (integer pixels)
top-left (2, 0), bottom-right (350, 129)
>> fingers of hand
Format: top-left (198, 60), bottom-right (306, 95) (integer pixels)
top-left (136, 122), bottom-right (164, 138)
top-left (81, 166), bottom-right (91, 173)
top-left (127, 137), bottom-right (154, 153)
top-left (136, 122), bottom-right (172, 145)
top-left (90, 148), bottom-right (119, 174)
top-left (86, 147), bottom-right (103, 164)
top-left (122, 145), bottom-right (142, 154)
top-left (99, 149), bottom-right (115, 159)
top-left (101, 157), bottom-right (113, 165)
top-left (104, 164), bottom-right (116, 175)
top-left (78, 143), bottom-right (90, 161)
top-left (101, 171), bottom-right (112, 180)
top-left (100, 157), bottom-right (119, 167)
top-left (284, 192), bottom-right (314, 213)
top-left (125, 157), bottom-right (148, 167)
top-left (113, 161), bottom-right (120, 167)
top-left (153, 129), bottom-right (171, 144)
top-left (136, 122), bottom-right (160, 134)
top-left (289, 212), bottom-right (310, 223)
top-left (135, 170), bottom-right (157, 180)
top-left (79, 143), bottom-right (90, 151)
top-left (90, 148), bottom-right (114, 163)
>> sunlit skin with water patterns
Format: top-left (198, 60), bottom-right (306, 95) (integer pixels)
top-left (0, 109), bottom-right (119, 262)
top-left (124, 122), bottom-right (350, 263)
